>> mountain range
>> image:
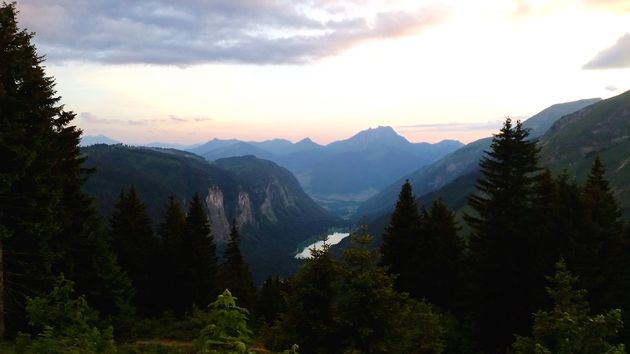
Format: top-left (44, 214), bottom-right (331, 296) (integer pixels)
top-left (190, 126), bottom-right (463, 218)
top-left (81, 145), bottom-right (340, 282)
top-left (83, 127), bottom-right (464, 218)
top-left (353, 98), bottom-right (603, 220)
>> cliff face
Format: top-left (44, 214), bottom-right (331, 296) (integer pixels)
top-left (205, 186), bottom-right (231, 242)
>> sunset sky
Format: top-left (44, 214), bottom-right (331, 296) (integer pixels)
top-left (16, 0), bottom-right (630, 145)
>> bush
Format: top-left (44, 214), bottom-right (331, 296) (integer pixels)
top-left (18, 275), bottom-right (116, 353)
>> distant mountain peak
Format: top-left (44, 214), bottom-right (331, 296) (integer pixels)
top-left (80, 134), bottom-right (121, 146)
top-left (297, 137), bottom-right (315, 144)
top-left (351, 126), bottom-right (408, 143)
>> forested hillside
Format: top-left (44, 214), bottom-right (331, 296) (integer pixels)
top-left (82, 145), bottom-right (340, 281)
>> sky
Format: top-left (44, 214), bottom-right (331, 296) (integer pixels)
top-left (15, 0), bottom-right (630, 145)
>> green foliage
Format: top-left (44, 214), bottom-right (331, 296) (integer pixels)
top-left (338, 227), bottom-right (444, 354)
top-left (0, 2), bottom-right (133, 337)
top-left (18, 275), bottom-right (116, 353)
top-left (158, 196), bottom-right (190, 316)
top-left (185, 193), bottom-right (219, 308)
top-left (416, 198), bottom-right (464, 310)
top-left (278, 244), bottom-right (338, 354)
top-left (464, 118), bottom-right (550, 352)
top-left (513, 259), bottom-right (625, 354)
top-left (380, 180), bottom-right (422, 294)
top-left (110, 186), bottom-right (159, 316)
top-left (255, 276), bottom-right (287, 325)
top-left (194, 290), bottom-right (253, 354)
top-left (219, 222), bottom-right (255, 310)
top-left (381, 180), bottom-right (464, 311)
top-left (276, 227), bottom-right (444, 354)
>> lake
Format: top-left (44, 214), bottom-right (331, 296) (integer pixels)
top-left (295, 232), bottom-right (351, 259)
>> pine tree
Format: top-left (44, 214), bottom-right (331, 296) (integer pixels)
top-left (577, 157), bottom-right (629, 335)
top-left (255, 276), bottom-right (286, 325)
top-left (512, 259), bottom-right (625, 354)
top-left (465, 118), bottom-right (547, 352)
top-left (185, 193), bottom-right (218, 308)
top-left (219, 221), bottom-right (255, 311)
top-left (0, 3), bottom-right (132, 337)
top-left (380, 180), bottom-right (422, 295)
top-left (194, 289), bottom-right (253, 354)
top-left (337, 226), bottom-right (444, 354)
top-left (280, 244), bottom-right (338, 354)
top-left (157, 196), bottom-right (188, 315)
top-left (416, 198), bottom-right (464, 311)
top-left (109, 186), bottom-right (158, 316)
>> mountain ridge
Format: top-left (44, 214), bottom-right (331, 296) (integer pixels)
top-left (81, 145), bottom-right (340, 282)
top-left (353, 97), bottom-right (602, 220)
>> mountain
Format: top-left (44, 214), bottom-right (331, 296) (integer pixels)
top-left (80, 134), bottom-right (120, 146)
top-left (354, 98), bottom-right (602, 220)
top-left (326, 126), bottom-right (411, 152)
top-left (189, 138), bottom-right (241, 156)
top-left (539, 90), bottom-right (630, 216)
top-left (248, 139), bottom-right (298, 155)
top-left (189, 126), bottom-right (463, 218)
top-left (81, 145), bottom-right (340, 282)
top-left (145, 142), bottom-right (201, 150)
top-left (201, 142), bottom-right (275, 161)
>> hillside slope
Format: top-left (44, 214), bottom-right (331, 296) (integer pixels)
top-left (82, 145), bottom-right (340, 281)
top-left (354, 98), bottom-right (601, 220)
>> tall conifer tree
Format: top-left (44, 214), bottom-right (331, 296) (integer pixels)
top-left (157, 196), bottom-right (188, 315)
top-left (219, 221), bottom-right (255, 310)
top-left (109, 186), bottom-right (158, 316)
top-left (417, 198), bottom-right (463, 310)
top-left (280, 245), bottom-right (338, 354)
top-left (577, 157), bottom-right (629, 328)
top-left (185, 193), bottom-right (218, 307)
top-left (0, 3), bottom-right (132, 336)
top-left (465, 118), bottom-right (547, 352)
top-left (380, 180), bottom-right (422, 295)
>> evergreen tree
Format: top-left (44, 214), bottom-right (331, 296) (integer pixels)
top-left (194, 289), bottom-right (253, 354)
top-left (279, 245), bottom-right (338, 354)
top-left (0, 3), bottom-right (131, 337)
top-left (380, 180), bottom-right (422, 295)
top-left (337, 226), bottom-right (444, 354)
top-left (465, 118), bottom-right (547, 352)
top-left (219, 221), bottom-right (255, 311)
top-left (416, 198), bottom-right (464, 311)
top-left (577, 157), bottom-right (629, 336)
top-left (255, 276), bottom-right (286, 325)
top-left (512, 259), bottom-right (625, 354)
top-left (157, 196), bottom-right (188, 315)
top-left (185, 192), bottom-right (219, 308)
top-left (109, 186), bottom-right (158, 316)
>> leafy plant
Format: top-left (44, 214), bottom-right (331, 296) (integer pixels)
top-left (195, 290), bottom-right (253, 354)
top-left (19, 275), bottom-right (116, 353)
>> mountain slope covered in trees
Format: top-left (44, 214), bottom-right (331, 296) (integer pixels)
top-left (82, 145), bottom-right (340, 281)
top-left (354, 98), bottom-right (602, 220)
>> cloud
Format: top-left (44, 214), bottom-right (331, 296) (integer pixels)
top-left (169, 115), bottom-right (213, 122)
top-left (605, 85), bottom-right (619, 91)
top-left (168, 115), bottom-right (188, 122)
top-left (15, 0), bottom-right (445, 65)
top-left (80, 112), bottom-right (147, 125)
top-left (397, 120), bottom-right (506, 132)
top-left (583, 33), bottom-right (630, 69)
